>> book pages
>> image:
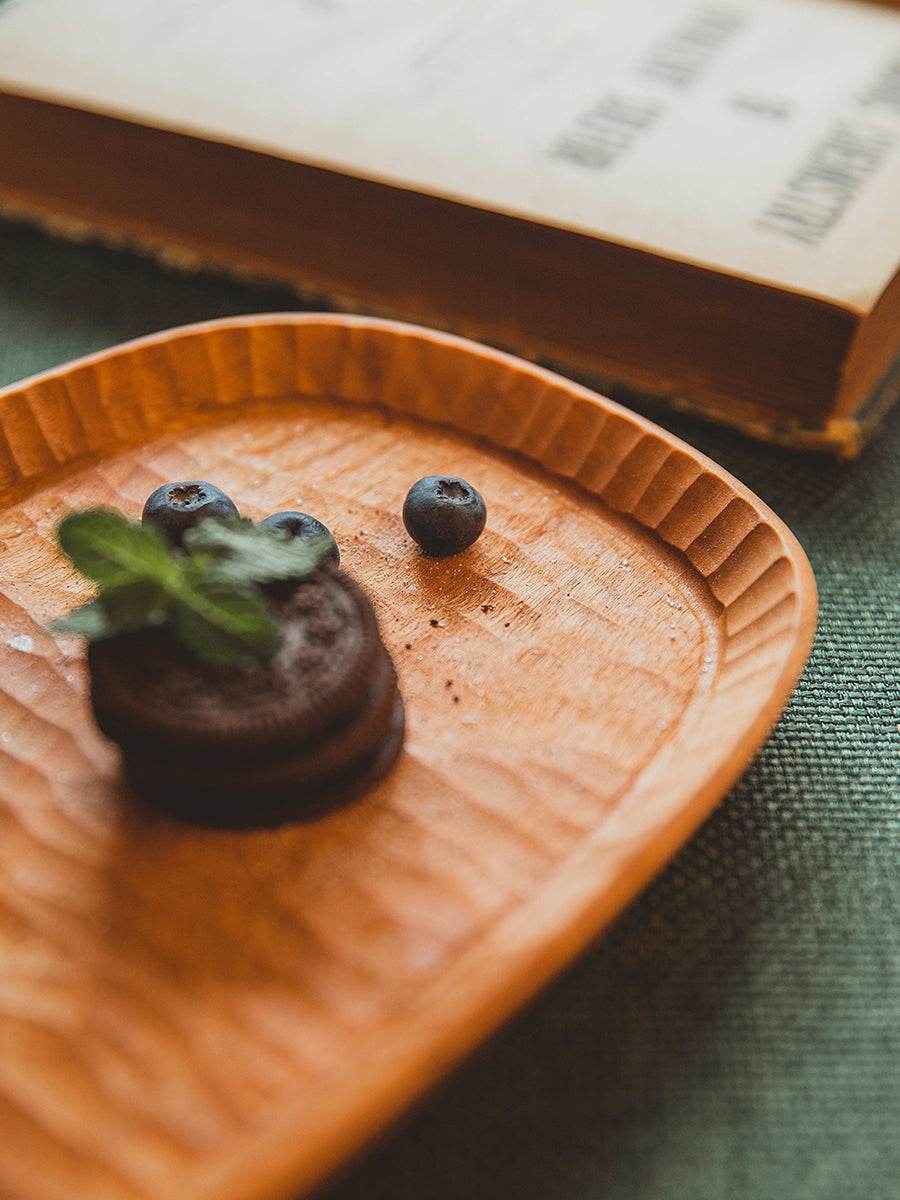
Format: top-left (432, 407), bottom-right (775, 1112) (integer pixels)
top-left (3, 0), bottom-right (900, 309)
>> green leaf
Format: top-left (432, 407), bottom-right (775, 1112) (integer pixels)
top-left (183, 518), bottom-right (331, 586)
top-left (57, 509), bottom-right (176, 591)
top-left (48, 581), bottom-right (170, 641)
top-left (48, 598), bottom-right (119, 640)
top-left (98, 579), bottom-right (170, 631)
top-left (170, 580), bottom-right (279, 667)
top-left (50, 507), bottom-right (331, 665)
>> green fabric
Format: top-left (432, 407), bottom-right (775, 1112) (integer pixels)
top-left (2, 219), bottom-right (898, 1200)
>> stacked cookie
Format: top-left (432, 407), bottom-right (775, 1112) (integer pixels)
top-left (88, 567), bottom-right (404, 828)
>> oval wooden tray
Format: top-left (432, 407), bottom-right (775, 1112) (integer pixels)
top-left (0, 315), bottom-right (815, 1200)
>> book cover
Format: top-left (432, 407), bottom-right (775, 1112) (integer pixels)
top-left (3, 0), bottom-right (900, 452)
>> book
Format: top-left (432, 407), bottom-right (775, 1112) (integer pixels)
top-left (3, 0), bottom-right (900, 455)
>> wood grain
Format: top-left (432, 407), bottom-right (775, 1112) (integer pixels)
top-left (0, 315), bottom-right (816, 1200)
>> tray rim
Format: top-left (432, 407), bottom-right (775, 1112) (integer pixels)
top-left (0, 313), bottom-right (817, 1200)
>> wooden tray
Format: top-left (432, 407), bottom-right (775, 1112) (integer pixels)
top-left (0, 315), bottom-right (816, 1200)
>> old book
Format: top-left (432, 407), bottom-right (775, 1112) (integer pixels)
top-left (2, 0), bottom-right (900, 455)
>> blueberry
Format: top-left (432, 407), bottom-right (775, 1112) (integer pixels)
top-left (258, 511), bottom-right (340, 566)
top-left (142, 481), bottom-right (239, 545)
top-left (402, 476), bottom-right (486, 556)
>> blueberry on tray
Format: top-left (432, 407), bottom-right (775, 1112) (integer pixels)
top-left (142, 481), bottom-right (239, 545)
top-left (258, 511), bottom-right (340, 566)
top-left (402, 476), bottom-right (486, 556)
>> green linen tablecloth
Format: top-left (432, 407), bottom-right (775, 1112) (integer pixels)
top-left (2, 219), bottom-right (898, 1200)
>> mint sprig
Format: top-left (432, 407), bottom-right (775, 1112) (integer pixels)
top-left (50, 509), bottom-right (333, 667)
top-left (182, 518), bottom-right (332, 585)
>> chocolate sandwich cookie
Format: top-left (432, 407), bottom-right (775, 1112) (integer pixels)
top-left (88, 568), bottom-right (404, 827)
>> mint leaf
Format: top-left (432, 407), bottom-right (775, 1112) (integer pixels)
top-left (49, 598), bottom-right (118, 640)
top-left (52, 505), bottom-right (331, 666)
top-left (99, 579), bottom-right (170, 631)
top-left (57, 509), bottom-right (176, 591)
top-left (183, 519), bottom-right (331, 585)
top-left (170, 581), bottom-right (279, 667)
top-left (48, 581), bottom-right (169, 640)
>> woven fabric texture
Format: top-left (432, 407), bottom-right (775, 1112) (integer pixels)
top-left (2, 219), bottom-right (898, 1200)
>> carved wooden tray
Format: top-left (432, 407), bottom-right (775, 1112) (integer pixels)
top-left (0, 315), bottom-right (816, 1200)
